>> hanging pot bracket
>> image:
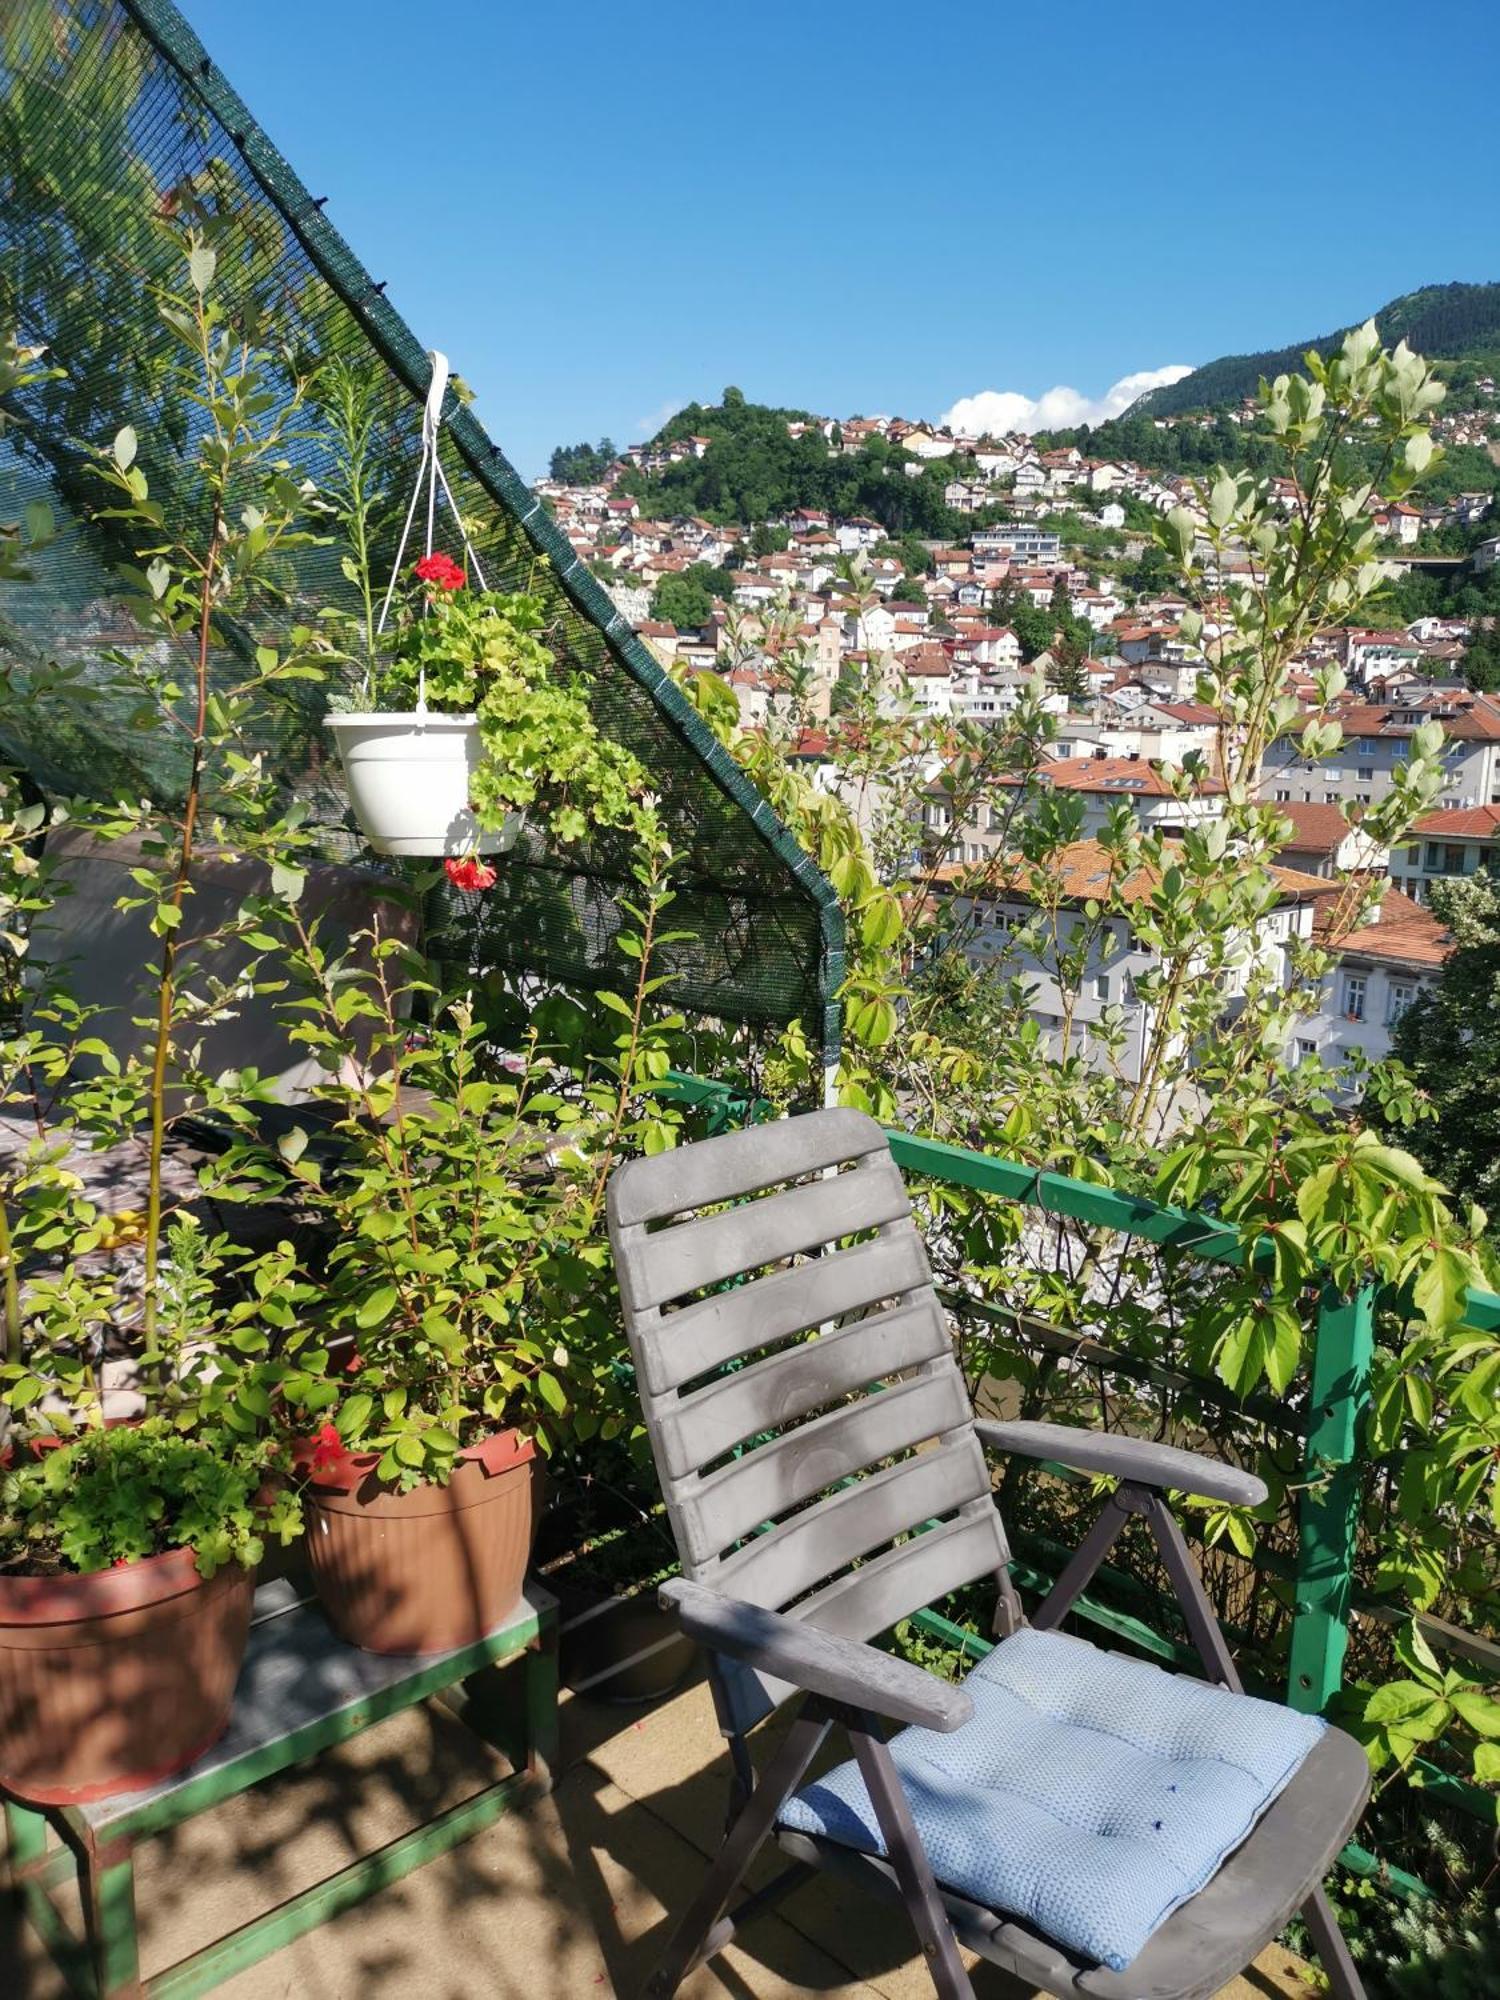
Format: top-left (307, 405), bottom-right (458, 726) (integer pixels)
top-left (374, 348), bottom-right (489, 711)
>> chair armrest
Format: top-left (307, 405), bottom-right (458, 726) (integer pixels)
top-left (660, 1578), bottom-right (974, 1733)
top-left (975, 1419), bottom-right (1267, 1508)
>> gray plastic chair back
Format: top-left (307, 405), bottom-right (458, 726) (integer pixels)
top-left (608, 1108), bottom-right (1009, 1730)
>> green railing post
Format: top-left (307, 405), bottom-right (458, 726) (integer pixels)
top-left (1286, 1281), bottom-right (1376, 1716)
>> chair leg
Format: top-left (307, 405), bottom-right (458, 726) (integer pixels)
top-left (645, 1704), bottom-right (830, 1998)
top-left (1141, 1494), bottom-right (1243, 1690)
top-left (849, 1716), bottom-right (977, 2000)
top-left (1029, 1493), bottom-right (1132, 1633)
top-left (1300, 1885), bottom-right (1366, 2000)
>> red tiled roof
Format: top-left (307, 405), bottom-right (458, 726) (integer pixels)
top-left (927, 840), bottom-right (1326, 909)
top-left (1412, 805), bottom-right (1500, 838)
top-left (1154, 701), bottom-right (1218, 725)
top-left (1325, 889), bottom-right (1453, 971)
top-left (1275, 801), bottom-right (1351, 852)
top-left (1004, 755), bottom-right (1224, 798)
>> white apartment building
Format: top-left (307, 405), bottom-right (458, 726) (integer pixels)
top-left (1260, 695), bottom-right (1500, 813)
top-left (1294, 890), bottom-right (1448, 1069)
top-left (930, 842), bottom-right (1326, 1086)
top-left (1389, 805), bottom-right (1500, 903)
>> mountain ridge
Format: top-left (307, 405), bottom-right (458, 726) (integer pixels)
top-left (1128, 282), bottom-right (1500, 419)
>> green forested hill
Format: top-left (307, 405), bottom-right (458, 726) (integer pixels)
top-left (1130, 282), bottom-right (1500, 418)
top-left (617, 388), bottom-right (994, 538)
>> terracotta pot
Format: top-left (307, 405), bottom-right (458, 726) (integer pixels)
top-left (0, 1548), bottom-right (254, 1804)
top-left (302, 1429), bottom-right (541, 1655)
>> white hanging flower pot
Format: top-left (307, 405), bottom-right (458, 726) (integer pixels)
top-left (325, 711), bottom-right (521, 858)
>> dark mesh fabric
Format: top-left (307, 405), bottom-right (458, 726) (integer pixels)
top-left (0, 0), bottom-right (842, 1053)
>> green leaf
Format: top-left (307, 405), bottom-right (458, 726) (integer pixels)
top-left (1364, 1682), bottom-right (1449, 1734)
top-left (1412, 1244), bottom-right (1473, 1332)
top-left (337, 1392), bottom-right (375, 1439)
top-left (188, 244), bottom-right (217, 295)
top-left (1452, 1691), bottom-right (1500, 1738)
top-left (860, 896), bottom-right (903, 949)
top-left (536, 1370), bottom-right (567, 1414)
top-left (1474, 1742), bottom-right (1500, 1784)
top-left (271, 861), bottom-right (305, 905)
top-left (1218, 1303), bottom-right (1299, 1396)
top-left (22, 499), bottom-right (54, 545)
top-left (355, 1285), bottom-right (398, 1330)
top-left (112, 425), bottom-right (137, 472)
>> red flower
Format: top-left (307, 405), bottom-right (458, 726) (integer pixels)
top-left (413, 552), bottom-right (466, 592)
top-left (444, 854), bottom-right (498, 892)
top-left (309, 1422), bottom-right (347, 1476)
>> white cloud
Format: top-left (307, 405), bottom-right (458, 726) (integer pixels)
top-left (635, 396), bottom-right (688, 437)
top-left (939, 363), bottom-right (1194, 437)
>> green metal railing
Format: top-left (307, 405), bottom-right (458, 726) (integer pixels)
top-left (663, 1076), bottom-right (1500, 1894)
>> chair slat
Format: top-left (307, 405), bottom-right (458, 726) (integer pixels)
top-left (655, 1296), bottom-right (951, 1481)
top-left (634, 1228), bottom-right (931, 1397)
top-left (710, 1435), bottom-right (990, 1612)
top-left (672, 1364), bottom-right (973, 1565)
top-left (617, 1154), bottom-right (910, 1313)
top-left (791, 1506), bottom-right (1008, 1647)
top-left (706, 1506), bottom-right (1010, 1736)
top-left (608, 1109), bottom-right (887, 1227)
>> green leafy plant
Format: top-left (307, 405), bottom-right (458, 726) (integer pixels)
top-left (379, 570), bottom-right (655, 847)
top-left (0, 1419), bottom-right (298, 1578)
top-left (673, 324), bottom-right (1499, 1874)
top-left (1356, 1623), bottom-right (1500, 1790)
top-left (0, 238), bottom-right (322, 1569)
top-left (248, 831), bottom-right (685, 1490)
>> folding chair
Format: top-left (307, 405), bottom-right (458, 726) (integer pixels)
top-left (606, 1109), bottom-right (1369, 2000)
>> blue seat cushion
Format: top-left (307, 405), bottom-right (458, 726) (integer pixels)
top-left (777, 1626), bottom-right (1325, 1973)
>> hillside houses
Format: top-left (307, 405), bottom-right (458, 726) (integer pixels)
top-left (1391, 803), bottom-right (1500, 903)
top-left (533, 403), bottom-right (1498, 1108)
top-left (1298, 889), bottom-right (1452, 1069)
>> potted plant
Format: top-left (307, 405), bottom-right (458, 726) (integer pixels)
top-left (325, 553), bottom-right (505, 860)
top-left (322, 355), bottom-right (644, 863)
top-left (0, 1420), bottom-right (298, 1802)
top-left (326, 558), bottom-right (650, 863)
top-left (267, 819), bottom-right (681, 1655)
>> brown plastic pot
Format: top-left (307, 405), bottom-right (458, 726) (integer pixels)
top-left (302, 1428), bottom-right (541, 1655)
top-left (0, 1548), bottom-right (254, 1804)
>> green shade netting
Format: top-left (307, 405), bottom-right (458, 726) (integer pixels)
top-left (0, 0), bottom-right (842, 1056)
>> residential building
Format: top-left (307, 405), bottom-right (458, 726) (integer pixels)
top-left (1296, 889), bottom-right (1450, 1067)
top-left (1273, 801), bottom-right (1390, 879)
top-left (928, 841), bottom-right (1326, 1087)
top-left (972, 524), bottom-right (1061, 564)
top-left (1390, 804), bottom-right (1500, 902)
top-left (1260, 694), bottom-right (1500, 812)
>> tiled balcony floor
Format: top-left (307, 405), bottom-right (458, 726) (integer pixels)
top-left (1, 1663), bottom-right (1317, 1999)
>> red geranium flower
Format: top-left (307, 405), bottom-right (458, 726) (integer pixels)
top-left (413, 552), bottom-right (466, 592)
top-left (309, 1422), bottom-right (347, 1476)
top-left (444, 854), bottom-right (497, 892)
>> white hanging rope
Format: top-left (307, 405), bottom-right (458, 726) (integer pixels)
top-left (374, 350), bottom-right (489, 715)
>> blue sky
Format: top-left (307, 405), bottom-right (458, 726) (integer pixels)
top-left (192, 0), bottom-right (1499, 479)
